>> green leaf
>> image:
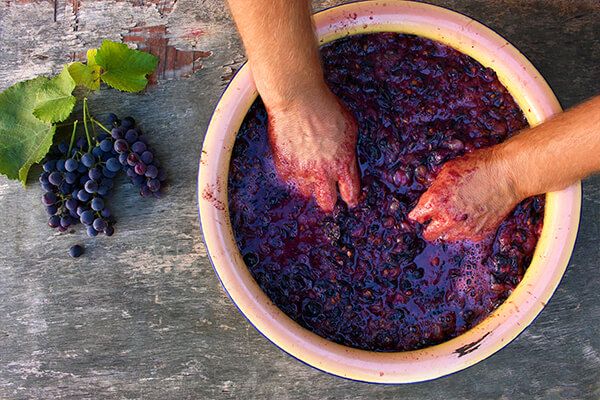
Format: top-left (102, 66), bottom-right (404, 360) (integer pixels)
top-left (68, 61), bottom-right (102, 91)
top-left (87, 48), bottom-right (98, 66)
top-left (0, 77), bottom-right (56, 184)
top-left (95, 40), bottom-right (158, 92)
top-left (32, 67), bottom-right (77, 123)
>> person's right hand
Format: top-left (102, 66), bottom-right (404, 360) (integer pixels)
top-left (267, 89), bottom-right (361, 212)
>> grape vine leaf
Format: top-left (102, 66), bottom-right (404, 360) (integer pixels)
top-left (94, 40), bottom-right (159, 92)
top-left (0, 77), bottom-right (56, 184)
top-left (33, 67), bottom-right (77, 123)
top-left (68, 62), bottom-right (102, 91)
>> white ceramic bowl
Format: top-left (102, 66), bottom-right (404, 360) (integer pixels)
top-left (198, 0), bottom-right (581, 383)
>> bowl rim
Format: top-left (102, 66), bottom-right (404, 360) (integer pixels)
top-left (198, 0), bottom-right (581, 384)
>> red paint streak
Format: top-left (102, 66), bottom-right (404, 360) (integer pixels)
top-left (123, 24), bottom-right (211, 81)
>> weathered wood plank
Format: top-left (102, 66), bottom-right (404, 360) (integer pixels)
top-left (0, 0), bottom-right (598, 399)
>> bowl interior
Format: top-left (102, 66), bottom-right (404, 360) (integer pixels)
top-left (198, 0), bottom-right (581, 383)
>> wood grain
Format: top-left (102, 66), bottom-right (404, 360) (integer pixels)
top-left (0, 0), bottom-right (598, 399)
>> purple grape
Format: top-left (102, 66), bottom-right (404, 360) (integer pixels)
top-left (48, 171), bottom-right (63, 186)
top-left (127, 153), bottom-right (139, 166)
top-left (89, 167), bottom-right (102, 181)
top-left (81, 153), bottom-right (95, 168)
top-left (106, 158), bottom-right (121, 172)
top-left (46, 205), bottom-right (58, 215)
top-left (100, 208), bottom-right (111, 218)
top-left (119, 153), bottom-right (128, 165)
top-left (125, 129), bottom-right (138, 144)
top-left (43, 160), bottom-right (56, 172)
top-left (134, 163), bottom-right (147, 176)
top-left (41, 182), bottom-right (53, 192)
top-left (42, 192), bottom-right (57, 206)
top-left (58, 142), bottom-right (69, 153)
top-left (80, 210), bottom-right (94, 225)
top-left (64, 172), bottom-right (77, 184)
top-left (145, 165), bottom-right (158, 179)
top-left (140, 151), bottom-right (153, 164)
top-left (60, 216), bottom-right (72, 228)
top-left (77, 189), bottom-right (91, 202)
top-left (65, 158), bottom-right (78, 172)
top-left (48, 215), bottom-right (60, 228)
top-left (69, 244), bottom-right (84, 258)
top-left (91, 197), bottom-right (104, 211)
top-left (102, 166), bottom-right (117, 179)
top-left (147, 179), bottom-right (161, 192)
top-left (99, 139), bottom-right (113, 152)
top-left (93, 218), bottom-right (107, 232)
top-left (104, 225), bottom-right (115, 236)
top-left (121, 116), bottom-right (135, 129)
top-left (108, 113), bottom-right (119, 127)
top-left (65, 198), bottom-right (78, 211)
top-left (113, 139), bottom-right (128, 154)
top-left (140, 186), bottom-right (152, 197)
top-left (84, 180), bottom-right (98, 193)
top-left (56, 159), bottom-right (66, 172)
top-left (92, 146), bottom-right (103, 157)
top-left (131, 141), bottom-right (147, 154)
top-left (86, 225), bottom-right (98, 237)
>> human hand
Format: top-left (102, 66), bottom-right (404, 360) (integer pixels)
top-left (408, 148), bottom-right (521, 242)
top-left (267, 90), bottom-right (361, 212)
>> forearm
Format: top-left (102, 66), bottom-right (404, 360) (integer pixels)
top-left (497, 95), bottom-right (600, 198)
top-left (227, 0), bottom-right (327, 108)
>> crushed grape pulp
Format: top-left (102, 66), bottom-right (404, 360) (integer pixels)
top-left (228, 33), bottom-right (544, 351)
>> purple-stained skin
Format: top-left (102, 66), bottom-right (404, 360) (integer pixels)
top-left (228, 33), bottom-right (544, 352)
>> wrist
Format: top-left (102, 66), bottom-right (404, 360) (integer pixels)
top-left (488, 143), bottom-right (527, 203)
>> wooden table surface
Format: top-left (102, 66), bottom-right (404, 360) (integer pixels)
top-left (0, 0), bottom-right (598, 399)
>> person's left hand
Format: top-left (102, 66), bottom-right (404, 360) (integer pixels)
top-left (409, 147), bottom-right (522, 242)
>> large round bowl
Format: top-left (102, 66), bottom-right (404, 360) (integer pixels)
top-left (198, 0), bottom-right (581, 383)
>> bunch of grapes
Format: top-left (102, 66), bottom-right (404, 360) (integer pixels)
top-left (108, 114), bottom-right (166, 197)
top-left (39, 114), bottom-right (166, 238)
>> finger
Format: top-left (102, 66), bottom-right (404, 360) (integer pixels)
top-left (422, 217), bottom-right (450, 242)
top-left (409, 196), bottom-right (435, 223)
top-left (314, 178), bottom-right (338, 212)
top-left (338, 160), bottom-right (361, 208)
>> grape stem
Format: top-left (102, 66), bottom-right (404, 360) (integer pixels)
top-left (82, 98), bottom-right (92, 148)
top-left (91, 118), bottom-right (112, 135)
top-left (67, 120), bottom-right (79, 155)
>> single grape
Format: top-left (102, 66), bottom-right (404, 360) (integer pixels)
top-left (121, 116), bottom-right (135, 129)
top-left (93, 218), bottom-right (107, 232)
top-left (58, 183), bottom-right (72, 195)
top-left (42, 192), bottom-right (57, 206)
top-left (46, 204), bottom-right (58, 215)
top-left (127, 153), bottom-right (140, 166)
top-left (132, 175), bottom-right (145, 187)
top-left (65, 158), bottom-right (78, 172)
top-left (43, 160), bottom-right (56, 172)
top-left (86, 225), bottom-right (98, 237)
top-left (64, 172), bottom-right (77, 184)
top-left (84, 180), bottom-right (99, 193)
top-left (65, 198), bottom-right (78, 211)
top-left (104, 225), bottom-right (115, 236)
top-left (113, 139), bottom-right (128, 154)
top-left (119, 153), bottom-right (128, 165)
top-left (97, 185), bottom-right (109, 196)
top-left (108, 113), bottom-right (119, 127)
top-left (106, 158), bottom-right (121, 172)
top-left (91, 197), bottom-right (104, 211)
top-left (80, 210), bottom-right (95, 225)
top-left (99, 139), bottom-right (113, 152)
top-left (134, 163), bottom-right (147, 176)
top-left (69, 209), bottom-right (79, 219)
top-left (140, 151), bottom-right (153, 164)
top-left (79, 175), bottom-right (90, 186)
top-left (89, 167), bottom-right (102, 181)
top-left (77, 162), bottom-right (88, 174)
top-left (125, 129), bottom-right (138, 144)
top-left (147, 179), bottom-right (161, 192)
top-left (69, 244), bottom-right (84, 258)
top-left (131, 141), bottom-right (147, 154)
top-left (41, 182), bottom-right (54, 192)
top-left (111, 127), bottom-right (124, 140)
top-left (140, 186), bottom-right (152, 197)
top-left (102, 166), bottom-right (117, 178)
top-left (39, 172), bottom-right (49, 183)
top-left (126, 167), bottom-right (137, 179)
top-left (60, 216), bottom-right (72, 228)
top-left (77, 189), bottom-right (91, 202)
top-left (48, 215), bottom-right (61, 228)
top-left (76, 206), bottom-right (86, 216)
top-left (56, 159), bottom-right (66, 172)
top-left (100, 208), bottom-right (111, 218)
top-left (58, 142), bottom-right (69, 153)
top-left (81, 153), bottom-right (95, 168)
top-left (145, 165), bottom-right (158, 179)
top-left (76, 137), bottom-right (87, 150)
top-left (92, 146), bottom-right (103, 157)
top-left (48, 171), bottom-right (63, 186)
